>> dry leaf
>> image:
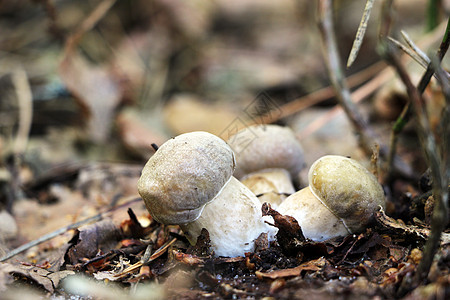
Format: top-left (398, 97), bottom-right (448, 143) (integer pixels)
top-left (255, 257), bottom-right (327, 279)
top-left (66, 219), bottom-right (122, 264)
top-left (0, 262), bottom-right (74, 293)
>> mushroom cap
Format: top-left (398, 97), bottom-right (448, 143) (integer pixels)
top-left (227, 125), bottom-right (304, 179)
top-left (308, 155), bottom-right (385, 233)
top-left (137, 131), bottom-right (235, 225)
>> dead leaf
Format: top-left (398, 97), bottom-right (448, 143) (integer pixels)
top-left (262, 203), bottom-right (305, 254)
top-left (66, 219), bottom-right (123, 265)
top-left (0, 263), bottom-right (13, 292)
top-left (172, 250), bottom-right (205, 266)
top-left (0, 262), bottom-right (74, 293)
top-left (255, 257), bottom-right (327, 279)
top-left (93, 270), bottom-right (121, 281)
top-left (186, 228), bottom-right (213, 257)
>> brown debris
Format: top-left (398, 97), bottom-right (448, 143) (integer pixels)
top-left (255, 257), bottom-right (327, 280)
top-left (262, 202), bottom-right (306, 254)
top-left (66, 219), bottom-right (123, 265)
top-left (0, 262), bottom-right (74, 293)
top-left (375, 208), bottom-right (450, 245)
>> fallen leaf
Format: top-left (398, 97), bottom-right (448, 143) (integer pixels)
top-left (172, 250), bottom-right (205, 266)
top-left (0, 262), bottom-right (74, 293)
top-left (262, 202), bottom-right (305, 249)
top-left (93, 270), bottom-right (121, 281)
top-left (255, 257), bottom-right (327, 279)
top-left (163, 94), bottom-right (245, 136)
top-left (186, 228), bottom-right (213, 257)
top-left (66, 219), bottom-right (123, 265)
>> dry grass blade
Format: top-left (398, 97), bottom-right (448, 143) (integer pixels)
top-left (387, 37), bottom-right (429, 69)
top-left (401, 30), bottom-right (431, 65)
top-left (347, 0), bottom-right (375, 68)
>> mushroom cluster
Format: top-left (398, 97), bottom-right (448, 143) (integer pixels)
top-left (137, 128), bottom-right (386, 257)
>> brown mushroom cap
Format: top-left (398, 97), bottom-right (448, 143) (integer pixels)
top-left (227, 125), bottom-right (304, 179)
top-left (137, 131), bottom-right (235, 225)
top-left (308, 155), bottom-right (385, 233)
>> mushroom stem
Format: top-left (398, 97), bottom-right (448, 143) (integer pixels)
top-left (181, 177), bottom-right (274, 257)
top-left (240, 168), bottom-right (295, 208)
top-left (277, 186), bottom-right (350, 241)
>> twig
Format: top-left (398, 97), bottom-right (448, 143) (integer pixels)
top-left (259, 22), bottom-right (446, 129)
top-left (347, 0), bottom-right (375, 67)
top-left (317, 0), bottom-right (379, 157)
top-left (0, 196), bottom-right (142, 262)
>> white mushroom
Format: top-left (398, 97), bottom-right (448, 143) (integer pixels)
top-left (277, 155), bottom-right (386, 241)
top-left (137, 131), bottom-right (272, 257)
top-left (227, 125), bottom-right (304, 207)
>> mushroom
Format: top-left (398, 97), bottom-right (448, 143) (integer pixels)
top-left (277, 155), bottom-right (385, 241)
top-left (137, 131), bottom-right (272, 257)
top-left (227, 125), bottom-right (304, 207)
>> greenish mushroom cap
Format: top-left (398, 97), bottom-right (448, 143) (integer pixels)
top-left (308, 155), bottom-right (385, 233)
